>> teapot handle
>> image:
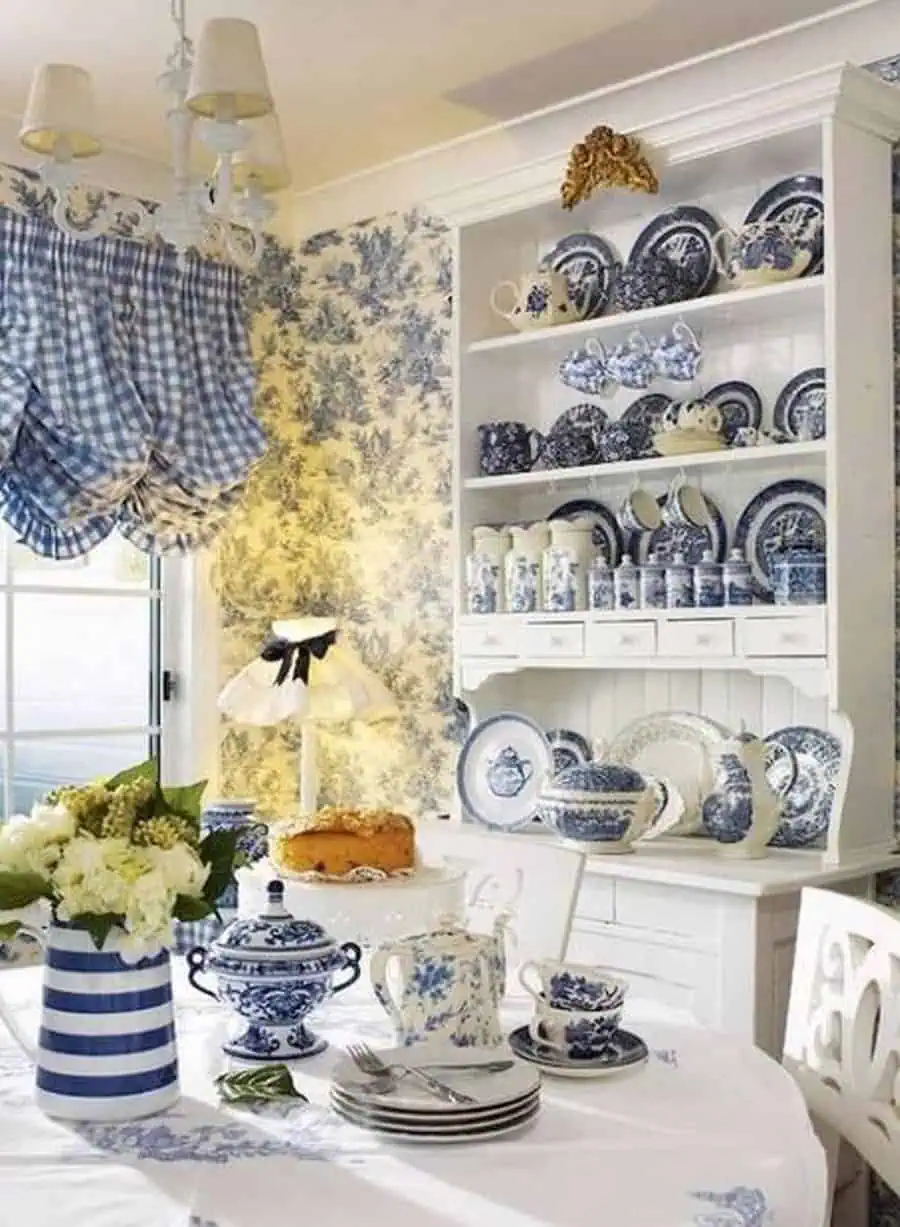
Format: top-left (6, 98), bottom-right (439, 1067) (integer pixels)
top-left (0, 918), bottom-right (48, 1063)
top-left (332, 941), bottom-right (363, 995)
top-left (711, 227), bottom-right (735, 277)
top-left (186, 946), bottom-right (217, 1000)
top-left (490, 281), bottom-right (520, 321)
top-left (369, 944), bottom-right (407, 1037)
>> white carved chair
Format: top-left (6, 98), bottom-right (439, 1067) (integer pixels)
top-left (783, 886), bottom-right (900, 1226)
top-left (416, 820), bottom-right (586, 996)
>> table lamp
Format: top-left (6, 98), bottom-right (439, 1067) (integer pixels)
top-left (218, 616), bottom-right (398, 812)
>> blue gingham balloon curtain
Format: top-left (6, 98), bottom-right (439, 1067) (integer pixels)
top-left (0, 207), bottom-right (264, 556)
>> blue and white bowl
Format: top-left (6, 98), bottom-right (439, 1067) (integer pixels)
top-left (536, 762), bottom-right (657, 853)
top-left (187, 880), bottom-right (362, 1061)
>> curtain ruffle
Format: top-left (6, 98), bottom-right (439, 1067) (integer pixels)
top-left (0, 208), bottom-right (264, 556)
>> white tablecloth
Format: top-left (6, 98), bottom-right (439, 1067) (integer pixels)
top-left (0, 965), bottom-right (826, 1227)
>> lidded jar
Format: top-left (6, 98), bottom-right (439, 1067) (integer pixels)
top-left (505, 521), bottom-right (549, 613)
top-left (614, 553), bottom-right (640, 610)
top-left (724, 547), bottom-right (753, 607)
top-left (694, 548), bottom-right (724, 608)
top-left (771, 548), bottom-right (826, 606)
top-left (665, 551), bottom-right (694, 609)
top-left (639, 551), bottom-right (666, 610)
top-left (544, 518), bottom-right (593, 612)
top-left (466, 525), bottom-right (510, 614)
top-left (589, 554), bottom-right (615, 611)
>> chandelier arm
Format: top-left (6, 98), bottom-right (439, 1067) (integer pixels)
top-left (48, 183), bottom-right (156, 243)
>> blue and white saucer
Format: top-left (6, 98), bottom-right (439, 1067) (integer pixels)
top-left (628, 205), bottom-right (721, 296)
top-left (764, 724), bottom-right (841, 848)
top-left (745, 175), bottom-right (824, 276)
top-left (540, 232), bottom-right (619, 318)
top-left (772, 368), bottom-right (826, 441)
top-left (457, 713), bottom-right (552, 831)
top-left (508, 1025), bottom-right (649, 1079)
top-left (704, 381), bottom-right (763, 445)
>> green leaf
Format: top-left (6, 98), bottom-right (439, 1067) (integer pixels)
top-left (0, 871), bottom-right (53, 910)
top-left (199, 828), bottom-right (240, 906)
top-left (173, 893), bottom-right (213, 922)
top-left (106, 759), bottom-right (158, 792)
top-left (161, 781), bottom-right (207, 821)
top-left (0, 921), bottom-right (21, 941)
top-left (69, 912), bottom-right (122, 951)
top-left (215, 1064), bottom-right (306, 1105)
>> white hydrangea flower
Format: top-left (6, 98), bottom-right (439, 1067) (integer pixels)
top-left (0, 803), bottom-right (75, 878)
top-left (52, 836), bottom-right (150, 920)
top-left (124, 869), bottom-right (176, 948)
top-left (146, 843), bottom-right (209, 897)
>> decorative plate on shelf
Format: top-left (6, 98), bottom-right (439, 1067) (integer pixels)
top-left (629, 493), bottom-right (727, 565)
top-left (744, 174), bottom-right (824, 276)
top-left (628, 205), bottom-right (722, 296)
top-left (548, 498), bottom-right (624, 567)
top-left (704, 380), bottom-right (764, 444)
top-left (543, 403), bottom-right (609, 468)
top-left (456, 712), bottom-right (552, 831)
top-left (619, 393), bottom-right (673, 455)
top-left (508, 1024), bottom-right (649, 1079)
top-left (733, 479), bottom-right (827, 601)
top-left (539, 232), bottom-right (619, 318)
top-left (772, 368), bottom-right (826, 441)
top-left (605, 711), bottom-right (730, 833)
top-left (763, 725), bottom-right (841, 847)
top-left (546, 728), bottom-right (592, 774)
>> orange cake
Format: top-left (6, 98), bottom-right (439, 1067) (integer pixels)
top-left (271, 807), bottom-right (415, 876)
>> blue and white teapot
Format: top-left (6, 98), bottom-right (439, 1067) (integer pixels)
top-left (370, 913), bottom-right (509, 1048)
top-left (187, 880), bottom-right (362, 1061)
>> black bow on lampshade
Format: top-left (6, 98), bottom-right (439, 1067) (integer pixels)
top-left (260, 630), bottom-right (338, 686)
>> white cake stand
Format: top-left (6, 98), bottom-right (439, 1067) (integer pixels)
top-left (236, 860), bottom-right (467, 946)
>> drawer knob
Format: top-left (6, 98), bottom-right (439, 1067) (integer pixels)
top-left (618, 634), bottom-right (635, 646)
top-left (550, 635), bottom-right (564, 648)
top-left (482, 634), bottom-right (498, 646)
top-left (780, 632), bottom-right (802, 645)
top-left (696, 633), bottom-right (713, 647)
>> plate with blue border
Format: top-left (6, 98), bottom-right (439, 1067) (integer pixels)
top-left (744, 174), bottom-right (824, 276)
top-left (733, 479), bottom-right (826, 601)
top-left (508, 1025), bottom-right (649, 1079)
top-left (629, 493), bottom-right (727, 565)
top-left (546, 728), bottom-right (592, 774)
top-left (548, 498), bottom-right (623, 567)
top-left (772, 368), bottom-right (826, 440)
top-left (764, 725), bottom-right (841, 847)
top-left (620, 393), bottom-right (673, 456)
top-left (704, 381), bottom-right (763, 445)
top-left (540, 232), bottom-right (619, 319)
top-left (628, 205), bottom-right (722, 297)
top-left (457, 713), bottom-right (552, 831)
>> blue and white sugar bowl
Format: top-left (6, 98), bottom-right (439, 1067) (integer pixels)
top-left (771, 548), bottom-right (826, 606)
top-left (536, 761), bottom-right (658, 854)
top-left (187, 880), bottom-right (362, 1061)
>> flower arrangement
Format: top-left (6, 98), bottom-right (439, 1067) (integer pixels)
top-left (0, 759), bottom-right (239, 956)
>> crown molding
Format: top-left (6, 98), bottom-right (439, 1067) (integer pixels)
top-left (286, 0), bottom-right (900, 240)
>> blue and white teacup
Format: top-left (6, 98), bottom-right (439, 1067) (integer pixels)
top-left (661, 475), bottom-right (710, 529)
top-left (558, 345), bottom-right (614, 397)
top-left (619, 484), bottom-right (662, 534)
top-left (529, 999), bottom-right (621, 1057)
top-left (519, 959), bottom-right (627, 1012)
top-left (600, 330), bottom-right (656, 390)
top-left (652, 321), bottom-right (702, 382)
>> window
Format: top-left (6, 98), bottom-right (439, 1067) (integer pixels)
top-left (0, 530), bottom-right (166, 816)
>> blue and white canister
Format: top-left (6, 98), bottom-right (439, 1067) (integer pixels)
top-left (771, 548), bottom-right (826, 605)
top-left (614, 554), bottom-right (640, 610)
top-left (589, 555), bottom-right (615, 611)
top-left (466, 526), bottom-right (509, 615)
top-left (505, 523), bottom-right (549, 614)
top-left (693, 549), bottom-right (724, 608)
top-left (724, 548), bottom-right (753, 606)
top-left (639, 552), bottom-right (666, 610)
top-left (665, 552), bottom-right (694, 609)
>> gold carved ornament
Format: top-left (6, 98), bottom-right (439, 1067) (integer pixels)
top-left (561, 125), bottom-right (658, 211)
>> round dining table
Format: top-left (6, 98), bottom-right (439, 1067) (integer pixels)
top-left (0, 961), bottom-right (826, 1227)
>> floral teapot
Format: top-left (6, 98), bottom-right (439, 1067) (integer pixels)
top-left (701, 731), bottom-right (782, 858)
top-left (369, 912), bottom-right (509, 1048)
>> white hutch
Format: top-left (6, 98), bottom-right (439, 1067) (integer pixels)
top-left (438, 63), bottom-right (900, 1060)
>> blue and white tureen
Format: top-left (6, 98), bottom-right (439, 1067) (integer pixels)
top-left (536, 762), bottom-right (658, 853)
top-left (187, 879), bottom-right (362, 1061)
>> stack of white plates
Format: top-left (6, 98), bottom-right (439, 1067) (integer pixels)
top-left (330, 1045), bottom-right (541, 1144)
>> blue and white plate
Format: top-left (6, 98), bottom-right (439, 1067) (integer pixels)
top-left (544, 403), bottom-right (609, 468)
top-left (744, 175), bottom-right (824, 276)
top-left (704, 381), bottom-right (763, 445)
top-left (620, 393), bottom-right (673, 456)
top-left (630, 493), bottom-right (727, 565)
top-left (548, 498), bottom-right (623, 567)
top-left (508, 1025), bottom-right (649, 1079)
top-left (457, 713), bottom-right (552, 831)
top-left (764, 725), bottom-right (841, 847)
top-left (546, 728), bottom-right (592, 775)
top-left (772, 368), bottom-right (826, 440)
top-left (540, 232), bottom-right (619, 318)
top-left (628, 205), bottom-right (721, 296)
top-left (734, 480), bottom-right (826, 601)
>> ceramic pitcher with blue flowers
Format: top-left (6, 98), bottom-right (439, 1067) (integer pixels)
top-left (369, 914), bottom-right (508, 1048)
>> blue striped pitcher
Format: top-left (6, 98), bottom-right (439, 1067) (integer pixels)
top-left (2, 922), bottom-right (179, 1121)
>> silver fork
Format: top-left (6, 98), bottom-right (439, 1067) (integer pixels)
top-left (346, 1043), bottom-right (479, 1106)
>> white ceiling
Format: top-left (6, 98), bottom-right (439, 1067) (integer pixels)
top-left (0, 0), bottom-right (869, 194)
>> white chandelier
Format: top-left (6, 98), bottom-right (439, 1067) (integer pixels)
top-left (18, 0), bottom-right (290, 268)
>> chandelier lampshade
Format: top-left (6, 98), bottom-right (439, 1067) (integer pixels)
top-left (232, 114), bottom-right (291, 193)
top-left (20, 63), bottom-right (102, 159)
top-left (186, 18), bottom-right (273, 121)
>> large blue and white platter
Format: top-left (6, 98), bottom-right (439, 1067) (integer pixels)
top-left (628, 205), bottom-right (721, 296)
top-left (772, 368), bottom-right (826, 440)
top-left (745, 175), bottom-right (824, 276)
top-left (457, 712), bottom-right (552, 831)
top-left (764, 725), bottom-right (841, 848)
top-left (629, 492), bottom-right (727, 565)
top-left (540, 232), bottom-right (618, 318)
top-left (733, 479), bottom-right (827, 601)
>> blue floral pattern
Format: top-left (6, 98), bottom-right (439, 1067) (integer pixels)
top-left (691, 1186), bottom-right (768, 1227)
top-left (410, 956), bottom-right (455, 1002)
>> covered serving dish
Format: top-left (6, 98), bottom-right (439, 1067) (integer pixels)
top-left (187, 879), bottom-right (361, 1060)
top-left (536, 761), bottom-right (659, 853)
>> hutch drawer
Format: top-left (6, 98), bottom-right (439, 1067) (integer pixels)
top-left (587, 620), bottom-right (657, 658)
top-left (520, 621), bottom-right (584, 657)
top-left (736, 613), bottom-right (826, 657)
top-left (657, 618), bottom-right (734, 658)
top-left (458, 620), bottom-right (518, 657)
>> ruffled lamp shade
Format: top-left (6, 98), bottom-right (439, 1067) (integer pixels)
top-left (218, 617), bottom-right (398, 813)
